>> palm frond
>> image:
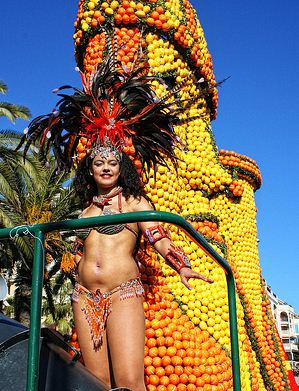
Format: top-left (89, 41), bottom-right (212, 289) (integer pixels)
top-left (0, 102), bottom-right (31, 123)
top-left (0, 81), bottom-right (8, 94)
top-left (43, 279), bottom-right (56, 321)
top-left (0, 164), bottom-right (20, 204)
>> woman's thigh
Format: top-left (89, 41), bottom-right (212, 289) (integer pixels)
top-left (106, 294), bottom-right (145, 388)
top-left (72, 297), bottom-right (111, 386)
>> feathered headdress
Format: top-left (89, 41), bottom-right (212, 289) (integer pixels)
top-left (17, 30), bottom-right (213, 175)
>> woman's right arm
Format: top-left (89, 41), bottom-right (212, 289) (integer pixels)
top-left (132, 197), bottom-right (213, 289)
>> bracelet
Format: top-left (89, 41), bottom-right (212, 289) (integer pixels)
top-left (165, 244), bottom-right (191, 272)
top-left (71, 238), bottom-right (84, 257)
top-left (144, 224), bottom-right (170, 245)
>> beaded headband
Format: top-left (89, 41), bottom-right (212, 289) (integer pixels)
top-left (90, 136), bottom-right (122, 162)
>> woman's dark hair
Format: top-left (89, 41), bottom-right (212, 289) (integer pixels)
top-left (73, 152), bottom-right (148, 207)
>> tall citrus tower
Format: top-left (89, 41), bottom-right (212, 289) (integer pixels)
top-left (71, 0), bottom-right (294, 389)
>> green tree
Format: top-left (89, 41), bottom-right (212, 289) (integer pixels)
top-left (0, 81), bottom-right (31, 123)
top-left (0, 131), bottom-right (79, 326)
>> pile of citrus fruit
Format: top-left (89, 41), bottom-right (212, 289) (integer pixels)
top-left (69, 0), bottom-right (294, 389)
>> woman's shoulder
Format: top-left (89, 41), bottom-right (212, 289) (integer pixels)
top-left (126, 195), bottom-right (153, 212)
top-left (78, 204), bottom-right (93, 218)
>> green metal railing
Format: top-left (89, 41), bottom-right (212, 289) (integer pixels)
top-left (0, 211), bottom-right (241, 391)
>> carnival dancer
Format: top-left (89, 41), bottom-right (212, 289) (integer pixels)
top-left (17, 38), bottom-right (213, 390)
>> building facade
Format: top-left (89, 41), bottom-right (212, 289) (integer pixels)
top-left (265, 282), bottom-right (299, 373)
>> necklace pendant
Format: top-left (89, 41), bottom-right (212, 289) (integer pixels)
top-left (92, 186), bottom-right (123, 208)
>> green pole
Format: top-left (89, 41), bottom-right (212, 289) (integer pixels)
top-left (226, 273), bottom-right (241, 390)
top-left (26, 229), bottom-right (45, 391)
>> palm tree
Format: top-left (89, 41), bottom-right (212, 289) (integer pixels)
top-left (0, 131), bottom-right (79, 325)
top-left (0, 81), bottom-right (31, 123)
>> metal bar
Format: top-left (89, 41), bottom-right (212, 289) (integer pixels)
top-left (0, 211), bottom-right (241, 391)
top-left (0, 212), bottom-right (236, 275)
top-left (227, 273), bottom-right (241, 390)
top-left (26, 230), bottom-right (45, 391)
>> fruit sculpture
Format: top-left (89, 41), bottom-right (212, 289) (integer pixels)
top-left (69, 0), bottom-right (295, 389)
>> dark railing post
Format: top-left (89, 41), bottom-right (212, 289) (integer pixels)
top-left (226, 273), bottom-right (241, 391)
top-left (26, 229), bottom-right (45, 391)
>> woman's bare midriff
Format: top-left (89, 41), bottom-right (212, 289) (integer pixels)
top-left (76, 228), bottom-right (140, 292)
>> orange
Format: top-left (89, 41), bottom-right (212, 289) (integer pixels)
top-left (192, 366), bottom-right (202, 377)
top-left (210, 374), bottom-right (218, 385)
top-left (201, 373), bottom-right (211, 384)
top-left (163, 328), bottom-right (173, 337)
top-left (157, 336), bottom-right (166, 347)
top-left (158, 346), bottom-right (167, 357)
top-left (165, 337), bottom-right (174, 347)
top-left (149, 347), bottom-right (159, 358)
top-left (186, 348), bottom-right (195, 358)
top-left (165, 365), bottom-right (175, 376)
top-left (121, 0), bottom-right (130, 8)
top-left (145, 365), bottom-right (156, 376)
top-left (188, 374), bottom-right (197, 384)
top-left (183, 357), bottom-right (194, 367)
top-left (156, 367), bottom-right (165, 377)
top-left (155, 329), bottom-right (164, 338)
top-left (151, 11), bottom-right (159, 20)
top-left (122, 14), bottom-right (130, 24)
top-left (146, 17), bottom-right (155, 26)
top-left (174, 365), bottom-right (184, 376)
top-left (152, 356), bottom-right (162, 368)
top-left (148, 338), bottom-right (157, 348)
top-left (167, 346), bottom-right (177, 357)
top-left (144, 356), bottom-right (153, 366)
top-left (173, 331), bottom-right (182, 341)
top-left (149, 374), bottom-right (160, 386)
top-left (177, 349), bottom-right (186, 358)
top-left (196, 377), bottom-right (205, 387)
top-left (183, 366), bottom-right (193, 376)
top-left (156, 6), bottom-right (164, 14)
top-left (169, 374), bottom-right (180, 386)
top-left (171, 356), bottom-right (183, 366)
top-left (179, 374), bottom-right (188, 384)
top-left (160, 376), bottom-right (170, 386)
top-left (161, 355), bottom-right (171, 367)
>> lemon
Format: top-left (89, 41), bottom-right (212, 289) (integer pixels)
top-left (110, 0), bottom-right (119, 9)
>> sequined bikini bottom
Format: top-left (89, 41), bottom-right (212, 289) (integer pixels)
top-left (71, 276), bottom-right (144, 350)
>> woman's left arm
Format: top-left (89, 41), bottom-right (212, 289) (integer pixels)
top-left (133, 197), bottom-right (213, 290)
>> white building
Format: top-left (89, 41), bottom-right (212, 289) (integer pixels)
top-left (265, 282), bottom-right (299, 373)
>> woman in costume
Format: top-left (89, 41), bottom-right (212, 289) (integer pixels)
top-left (18, 47), bottom-right (212, 390)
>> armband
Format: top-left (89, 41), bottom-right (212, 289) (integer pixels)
top-left (144, 224), bottom-right (170, 245)
top-left (165, 244), bottom-right (191, 272)
top-left (71, 238), bottom-right (84, 257)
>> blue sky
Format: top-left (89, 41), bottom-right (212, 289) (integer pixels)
top-left (1, 1), bottom-right (299, 311)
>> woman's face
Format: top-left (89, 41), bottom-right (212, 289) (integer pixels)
top-left (90, 153), bottom-right (121, 191)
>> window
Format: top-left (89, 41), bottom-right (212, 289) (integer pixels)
top-left (280, 312), bottom-right (289, 322)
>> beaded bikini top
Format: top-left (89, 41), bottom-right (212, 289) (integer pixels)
top-left (76, 189), bottom-right (138, 241)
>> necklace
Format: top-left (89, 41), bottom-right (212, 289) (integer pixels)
top-left (92, 186), bottom-right (123, 208)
